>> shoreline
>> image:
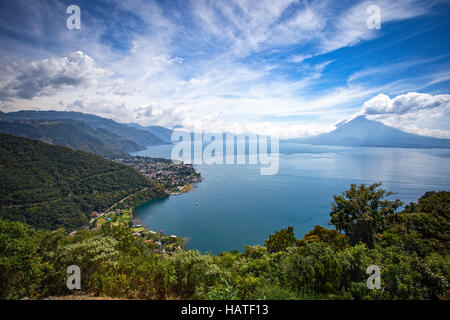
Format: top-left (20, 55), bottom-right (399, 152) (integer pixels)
top-left (168, 182), bottom-right (200, 195)
top-left (101, 152), bottom-right (203, 249)
top-left (134, 181), bottom-right (200, 244)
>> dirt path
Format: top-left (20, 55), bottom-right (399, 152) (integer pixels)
top-left (89, 187), bottom-right (148, 224)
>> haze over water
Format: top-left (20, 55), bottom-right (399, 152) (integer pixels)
top-left (134, 144), bottom-right (450, 254)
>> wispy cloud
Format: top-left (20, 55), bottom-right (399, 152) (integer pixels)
top-left (0, 0), bottom-right (448, 138)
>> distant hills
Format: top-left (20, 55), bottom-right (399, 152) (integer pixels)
top-left (0, 119), bottom-right (143, 158)
top-left (0, 134), bottom-right (166, 230)
top-left (126, 123), bottom-right (173, 143)
top-left (1, 111), bottom-right (448, 153)
top-left (284, 116), bottom-right (450, 148)
top-left (0, 110), bottom-right (167, 145)
top-left (0, 110), bottom-right (172, 157)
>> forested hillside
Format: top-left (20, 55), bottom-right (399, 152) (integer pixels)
top-left (0, 119), bottom-right (144, 158)
top-left (0, 110), bottom-right (166, 147)
top-left (0, 134), bottom-right (166, 230)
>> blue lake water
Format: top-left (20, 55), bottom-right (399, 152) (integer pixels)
top-left (133, 143), bottom-right (450, 254)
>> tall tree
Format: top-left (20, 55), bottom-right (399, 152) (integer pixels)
top-left (264, 226), bottom-right (297, 253)
top-left (329, 183), bottom-right (402, 249)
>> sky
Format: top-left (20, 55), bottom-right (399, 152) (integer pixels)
top-left (0, 0), bottom-right (449, 138)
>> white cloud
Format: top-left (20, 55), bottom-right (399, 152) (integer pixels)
top-left (362, 92), bottom-right (450, 114)
top-left (0, 51), bottom-right (112, 100)
top-left (289, 54), bottom-right (313, 64)
top-left (359, 92), bottom-right (450, 138)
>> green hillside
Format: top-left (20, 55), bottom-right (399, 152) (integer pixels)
top-left (0, 134), bottom-right (166, 230)
top-left (0, 119), bottom-right (144, 158)
top-left (1, 110), bottom-right (166, 147)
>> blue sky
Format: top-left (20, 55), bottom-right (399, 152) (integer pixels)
top-left (0, 0), bottom-right (449, 138)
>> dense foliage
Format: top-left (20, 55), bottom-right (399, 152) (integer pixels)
top-left (329, 183), bottom-right (403, 248)
top-left (0, 134), bottom-right (166, 231)
top-left (0, 184), bottom-right (448, 300)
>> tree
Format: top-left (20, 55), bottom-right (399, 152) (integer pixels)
top-left (264, 226), bottom-right (297, 253)
top-left (0, 219), bottom-right (45, 299)
top-left (415, 191), bottom-right (449, 219)
top-left (329, 183), bottom-right (402, 249)
top-left (297, 225), bottom-right (349, 250)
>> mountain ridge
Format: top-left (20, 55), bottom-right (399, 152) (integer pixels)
top-left (0, 119), bottom-right (144, 158)
top-left (126, 123), bottom-right (173, 143)
top-left (0, 110), bottom-right (167, 147)
top-left (284, 115), bottom-right (450, 148)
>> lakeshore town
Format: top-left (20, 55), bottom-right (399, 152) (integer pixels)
top-left (85, 156), bottom-right (202, 254)
top-left (115, 156), bottom-right (202, 193)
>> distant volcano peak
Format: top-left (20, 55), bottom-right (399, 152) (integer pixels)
top-left (335, 115), bottom-right (368, 127)
top-left (285, 116), bottom-right (450, 149)
top-left (351, 115), bottom-right (369, 121)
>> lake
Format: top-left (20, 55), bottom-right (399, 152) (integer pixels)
top-left (133, 143), bottom-right (450, 254)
